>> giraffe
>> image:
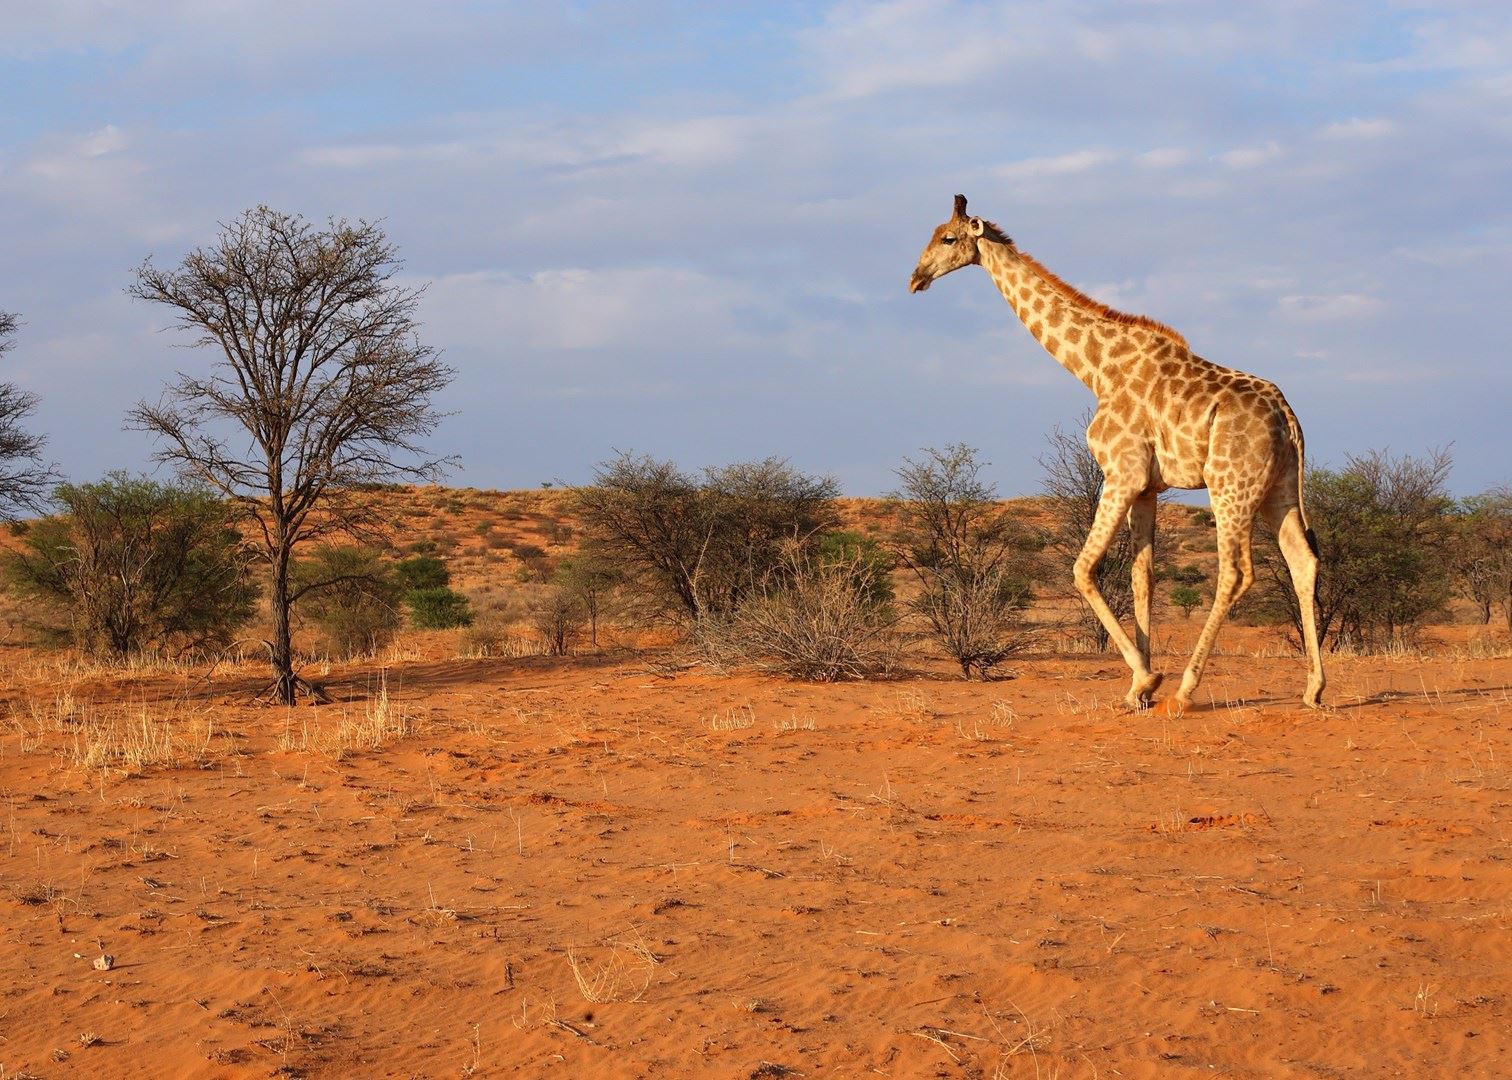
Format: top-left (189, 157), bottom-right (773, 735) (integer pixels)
top-left (909, 194), bottom-right (1324, 711)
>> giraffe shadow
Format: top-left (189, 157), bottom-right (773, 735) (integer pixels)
top-left (1171, 684), bottom-right (1512, 713)
top-left (1328, 685), bottom-right (1512, 711)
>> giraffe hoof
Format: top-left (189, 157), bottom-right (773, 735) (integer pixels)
top-left (1125, 672), bottom-right (1164, 710)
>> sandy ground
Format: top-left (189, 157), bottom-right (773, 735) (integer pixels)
top-left (1, 637), bottom-right (1508, 1079)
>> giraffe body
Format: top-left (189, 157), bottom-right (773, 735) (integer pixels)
top-left (910, 195), bottom-right (1324, 711)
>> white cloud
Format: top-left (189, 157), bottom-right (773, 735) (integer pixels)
top-left (617, 115), bottom-right (755, 169)
top-left (17, 126), bottom-right (145, 205)
top-left (1277, 292), bottom-right (1385, 322)
top-left (1393, 15), bottom-right (1512, 74)
top-left (1, 1), bottom-right (587, 69)
top-left (1218, 141), bottom-right (1285, 169)
top-left (78, 125), bottom-right (127, 157)
top-left (1319, 117), bottom-right (1395, 140)
top-left (995, 149), bottom-right (1118, 181)
top-left (801, 0), bottom-right (1004, 100)
top-left (1137, 147), bottom-right (1195, 169)
top-left (799, 0), bottom-right (1360, 108)
top-left (420, 265), bottom-right (769, 354)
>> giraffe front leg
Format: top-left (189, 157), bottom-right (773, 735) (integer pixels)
top-left (1074, 484), bottom-right (1161, 709)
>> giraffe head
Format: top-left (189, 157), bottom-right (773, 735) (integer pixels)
top-left (908, 194), bottom-right (1008, 293)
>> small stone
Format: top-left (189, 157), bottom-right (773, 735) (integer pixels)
top-left (93, 954), bottom-right (114, 971)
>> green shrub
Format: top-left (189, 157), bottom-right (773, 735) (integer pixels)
top-left (4, 472), bottom-right (253, 658)
top-left (396, 555), bottom-right (449, 591)
top-left (576, 453), bottom-right (838, 623)
top-left (555, 551), bottom-right (623, 646)
top-left (816, 530), bottom-right (894, 607)
top-left (407, 586), bottom-right (474, 629)
top-left (1451, 488), bottom-right (1512, 631)
top-left (1249, 449), bottom-right (1454, 651)
top-left (293, 545), bottom-right (402, 658)
top-left (1166, 564), bottom-right (1205, 586)
top-left (1170, 585), bottom-right (1202, 619)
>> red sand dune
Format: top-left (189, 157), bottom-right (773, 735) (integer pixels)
top-left (2, 634), bottom-right (1508, 1078)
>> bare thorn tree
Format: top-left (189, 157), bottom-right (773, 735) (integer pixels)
top-left (128, 207), bottom-right (455, 703)
top-left (0, 312), bottom-right (57, 518)
top-left (892, 445), bottom-right (1041, 679)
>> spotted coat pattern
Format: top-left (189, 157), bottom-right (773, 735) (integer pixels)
top-left (910, 196), bottom-right (1324, 710)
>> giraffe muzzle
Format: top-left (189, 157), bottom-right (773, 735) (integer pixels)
top-left (908, 272), bottom-right (931, 293)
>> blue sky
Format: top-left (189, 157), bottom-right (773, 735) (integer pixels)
top-left (2, 1), bottom-right (1509, 496)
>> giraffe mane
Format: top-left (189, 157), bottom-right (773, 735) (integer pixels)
top-left (1015, 250), bottom-right (1189, 350)
top-left (977, 218), bottom-right (1011, 244)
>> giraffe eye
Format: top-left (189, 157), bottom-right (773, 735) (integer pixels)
top-left (942, 236), bottom-right (957, 245)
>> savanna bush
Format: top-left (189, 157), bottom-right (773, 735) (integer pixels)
top-left (698, 540), bottom-right (899, 681)
top-left (4, 472), bottom-right (253, 659)
top-left (576, 452), bottom-right (838, 624)
top-left (293, 545), bottom-right (402, 659)
top-left (1248, 448), bottom-right (1455, 651)
top-left (894, 445), bottom-right (1041, 678)
top-left (407, 586), bottom-right (474, 629)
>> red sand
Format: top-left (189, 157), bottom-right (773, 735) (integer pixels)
top-left (2, 638), bottom-right (1507, 1077)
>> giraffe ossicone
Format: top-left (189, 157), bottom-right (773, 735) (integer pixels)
top-left (910, 194), bottom-right (1325, 711)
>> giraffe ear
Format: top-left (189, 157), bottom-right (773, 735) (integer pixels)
top-left (953, 194), bottom-right (968, 218)
top-left (967, 217), bottom-right (986, 238)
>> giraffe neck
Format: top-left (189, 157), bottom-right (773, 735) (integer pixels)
top-left (977, 240), bottom-right (1166, 395)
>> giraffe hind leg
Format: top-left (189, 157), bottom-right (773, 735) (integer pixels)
top-left (1263, 501), bottom-right (1326, 707)
top-left (1174, 502), bottom-right (1257, 711)
top-left (1128, 491), bottom-right (1157, 673)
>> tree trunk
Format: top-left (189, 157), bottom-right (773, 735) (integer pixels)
top-left (269, 549), bottom-right (297, 705)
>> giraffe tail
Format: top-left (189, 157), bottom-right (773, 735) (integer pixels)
top-left (1282, 403), bottom-right (1318, 556)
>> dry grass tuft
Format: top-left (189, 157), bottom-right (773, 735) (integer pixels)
top-left (707, 703), bottom-right (756, 732)
top-left (773, 712), bottom-right (817, 733)
top-left (566, 937), bottom-right (657, 1003)
top-left (891, 689), bottom-right (934, 724)
top-left (1451, 635), bottom-right (1512, 661)
top-left (22, 696), bottom-right (218, 777)
top-left (277, 674), bottom-right (412, 758)
top-left (69, 705), bottom-right (178, 774)
top-left (695, 542), bottom-right (900, 681)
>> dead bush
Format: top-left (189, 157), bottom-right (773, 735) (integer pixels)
top-left (529, 587), bottom-right (585, 656)
top-left (700, 542), bottom-right (899, 681)
top-left (893, 445), bottom-right (1042, 678)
